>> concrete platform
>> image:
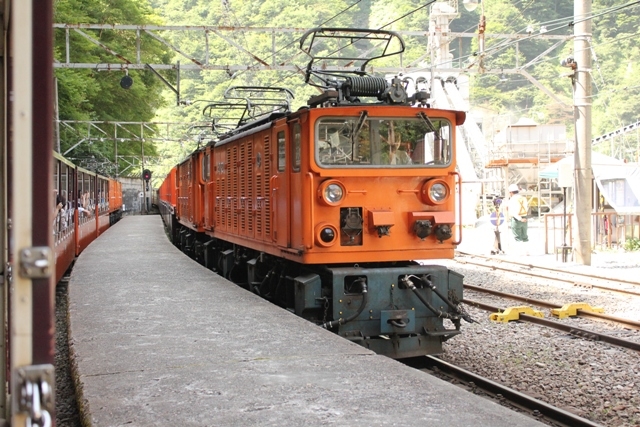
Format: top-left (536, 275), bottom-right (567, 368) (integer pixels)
top-left (68, 216), bottom-right (546, 426)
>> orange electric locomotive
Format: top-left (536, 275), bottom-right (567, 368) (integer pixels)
top-left (159, 28), bottom-right (472, 358)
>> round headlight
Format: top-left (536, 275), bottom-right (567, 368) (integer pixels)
top-left (324, 183), bottom-right (344, 204)
top-left (421, 179), bottom-right (449, 205)
top-left (430, 183), bottom-right (448, 202)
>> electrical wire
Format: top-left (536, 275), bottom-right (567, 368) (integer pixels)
top-left (267, 1), bottom-right (436, 87)
top-left (219, 0), bottom-right (640, 85)
top-left (311, 1), bottom-right (435, 65)
top-left (569, 0), bottom-right (640, 27)
top-left (473, 0), bottom-right (640, 64)
top-left (438, 0), bottom-right (639, 73)
top-left (229, 0), bottom-right (364, 82)
top-left (190, 0), bottom-right (640, 119)
top-left (378, 2), bottom-right (433, 30)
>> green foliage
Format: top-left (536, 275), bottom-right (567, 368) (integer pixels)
top-left (55, 0), bottom-right (640, 176)
top-left (54, 0), bottom-right (172, 174)
top-left (624, 238), bottom-right (640, 252)
top-left (590, 0), bottom-right (640, 140)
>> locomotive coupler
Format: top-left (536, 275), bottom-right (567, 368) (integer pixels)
top-left (341, 208), bottom-right (363, 241)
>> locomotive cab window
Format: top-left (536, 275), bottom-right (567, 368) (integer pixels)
top-left (292, 123), bottom-right (301, 172)
top-left (202, 153), bottom-right (210, 181)
top-left (277, 131), bottom-right (286, 172)
top-left (315, 116), bottom-right (452, 168)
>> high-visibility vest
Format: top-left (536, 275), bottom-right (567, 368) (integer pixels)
top-left (516, 195), bottom-right (528, 216)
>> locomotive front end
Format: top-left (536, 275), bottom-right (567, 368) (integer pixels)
top-left (285, 27), bottom-right (471, 358)
top-left (299, 106), bottom-right (469, 358)
top-left (310, 110), bottom-right (461, 259)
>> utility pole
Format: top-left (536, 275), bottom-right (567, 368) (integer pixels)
top-left (573, 0), bottom-right (592, 265)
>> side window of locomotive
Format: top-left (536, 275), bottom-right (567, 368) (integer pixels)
top-left (315, 117), bottom-right (453, 168)
top-left (202, 153), bottom-right (210, 181)
top-left (292, 123), bottom-right (301, 172)
top-left (277, 131), bottom-right (286, 172)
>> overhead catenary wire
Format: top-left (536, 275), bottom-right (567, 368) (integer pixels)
top-left (193, 0), bottom-right (640, 118)
top-left (221, 0), bottom-right (640, 91)
top-left (452, 0), bottom-right (640, 71)
top-left (569, 0), bottom-right (640, 27)
top-left (267, 1), bottom-right (436, 87)
top-left (229, 0), bottom-right (364, 82)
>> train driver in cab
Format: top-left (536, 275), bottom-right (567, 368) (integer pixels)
top-left (387, 139), bottom-right (412, 165)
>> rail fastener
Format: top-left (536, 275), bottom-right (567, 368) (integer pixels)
top-left (551, 303), bottom-right (604, 319)
top-left (489, 306), bottom-right (544, 323)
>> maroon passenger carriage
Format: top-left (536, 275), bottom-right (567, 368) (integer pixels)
top-left (53, 152), bottom-right (123, 284)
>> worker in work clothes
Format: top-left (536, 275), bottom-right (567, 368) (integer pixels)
top-left (507, 184), bottom-right (529, 242)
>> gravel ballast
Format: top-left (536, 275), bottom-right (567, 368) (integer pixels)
top-left (435, 254), bottom-right (640, 427)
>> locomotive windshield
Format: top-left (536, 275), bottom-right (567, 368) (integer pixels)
top-left (315, 116), bottom-right (452, 168)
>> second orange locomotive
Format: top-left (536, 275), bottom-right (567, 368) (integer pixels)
top-left (160, 28), bottom-right (470, 358)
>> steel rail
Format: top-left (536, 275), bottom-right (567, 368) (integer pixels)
top-left (463, 298), bottom-right (640, 351)
top-left (465, 284), bottom-right (640, 329)
top-left (409, 356), bottom-right (605, 427)
top-left (457, 251), bottom-right (640, 288)
top-left (455, 252), bottom-right (640, 297)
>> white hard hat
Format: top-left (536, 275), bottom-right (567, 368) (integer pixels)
top-left (508, 184), bottom-right (520, 193)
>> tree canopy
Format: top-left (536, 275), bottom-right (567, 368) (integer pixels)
top-left (54, 0), bottom-right (640, 178)
top-left (54, 0), bottom-right (172, 175)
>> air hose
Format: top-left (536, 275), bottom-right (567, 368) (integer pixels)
top-left (322, 278), bottom-right (368, 329)
top-left (401, 275), bottom-right (476, 324)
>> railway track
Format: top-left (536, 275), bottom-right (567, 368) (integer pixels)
top-left (463, 295), bottom-right (640, 352)
top-left (440, 251), bottom-right (639, 426)
top-left (404, 356), bottom-right (604, 427)
top-left (456, 251), bottom-right (640, 297)
top-left (464, 284), bottom-right (640, 331)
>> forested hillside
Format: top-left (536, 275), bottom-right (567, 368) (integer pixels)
top-left (53, 0), bottom-right (640, 175)
top-left (53, 0), bottom-right (174, 171)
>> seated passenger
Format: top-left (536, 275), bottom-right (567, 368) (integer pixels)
top-left (79, 190), bottom-right (93, 217)
top-left (59, 190), bottom-right (69, 230)
top-left (54, 189), bottom-right (63, 215)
